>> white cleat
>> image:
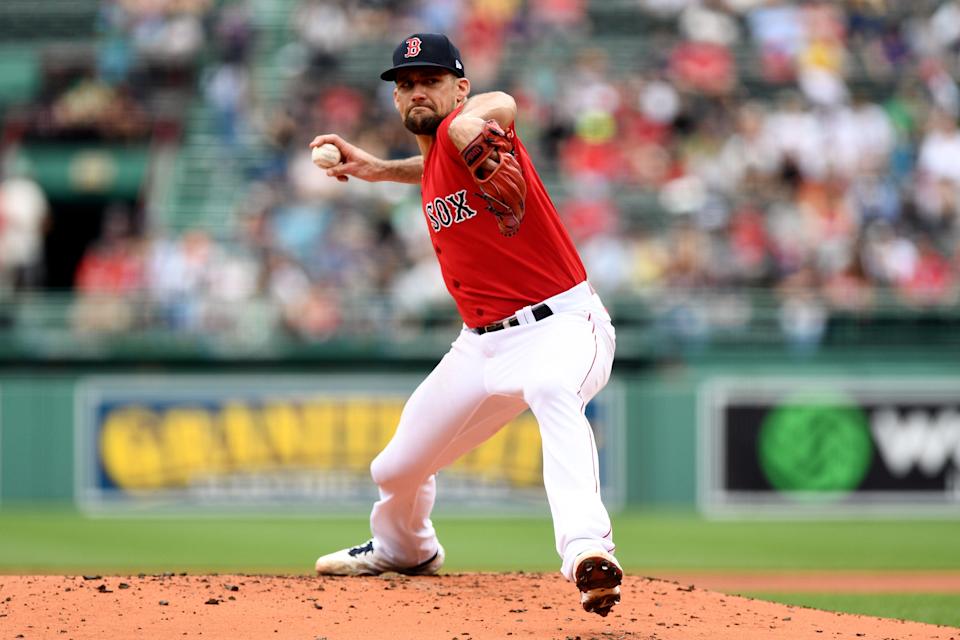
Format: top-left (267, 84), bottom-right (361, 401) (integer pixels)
top-left (314, 539), bottom-right (445, 577)
top-left (573, 549), bottom-right (623, 617)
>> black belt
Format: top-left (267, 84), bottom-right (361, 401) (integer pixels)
top-left (471, 303), bottom-right (553, 335)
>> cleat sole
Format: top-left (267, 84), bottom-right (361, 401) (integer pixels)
top-left (575, 556), bottom-right (623, 591)
top-left (575, 552), bottom-right (623, 616)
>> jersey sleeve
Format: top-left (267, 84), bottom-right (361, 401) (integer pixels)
top-left (436, 105), bottom-right (465, 162)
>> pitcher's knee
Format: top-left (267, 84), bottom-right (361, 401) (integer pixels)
top-left (369, 454), bottom-right (394, 487)
top-left (370, 453), bottom-right (426, 492)
top-left (524, 376), bottom-right (580, 407)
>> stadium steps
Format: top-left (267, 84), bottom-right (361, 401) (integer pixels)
top-left (155, 103), bottom-right (252, 236)
top-left (249, 0), bottom-right (301, 105)
top-left (154, 0), bottom-right (298, 236)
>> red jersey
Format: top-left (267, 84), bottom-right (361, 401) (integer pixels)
top-left (421, 106), bottom-right (586, 328)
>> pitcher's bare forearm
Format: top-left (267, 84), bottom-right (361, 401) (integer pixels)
top-left (310, 134), bottom-right (423, 184)
top-left (449, 92), bottom-right (518, 151)
top-left (326, 154), bottom-right (423, 184)
top-left (376, 156), bottom-right (424, 184)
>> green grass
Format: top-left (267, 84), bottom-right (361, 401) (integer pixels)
top-left (742, 593), bottom-right (960, 629)
top-left (0, 508), bottom-right (958, 628)
top-left (0, 508), bottom-right (958, 574)
top-left (608, 513), bottom-right (960, 571)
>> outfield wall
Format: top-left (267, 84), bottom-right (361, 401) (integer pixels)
top-left (1, 348), bottom-right (958, 512)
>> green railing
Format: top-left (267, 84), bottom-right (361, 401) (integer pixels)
top-left (2, 289), bottom-right (960, 363)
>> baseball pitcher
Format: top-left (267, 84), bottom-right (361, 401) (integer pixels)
top-left (311, 33), bottom-right (622, 617)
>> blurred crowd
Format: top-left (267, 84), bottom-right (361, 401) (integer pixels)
top-left (4, 0), bottom-right (960, 346)
top-left (4, 0), bottom-right (219, 143)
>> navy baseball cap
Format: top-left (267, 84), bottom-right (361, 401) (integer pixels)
top-left (380, 33), bottom-right (465, 81)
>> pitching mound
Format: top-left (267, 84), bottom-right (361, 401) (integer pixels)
top-left (0, 573), bottom-right (956, 639)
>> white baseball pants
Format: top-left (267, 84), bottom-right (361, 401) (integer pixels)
top-left (368, 280), bottom-right (617, 581)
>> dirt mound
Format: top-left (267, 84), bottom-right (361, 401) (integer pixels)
top-left (0, 573), bottom-right (956, 639)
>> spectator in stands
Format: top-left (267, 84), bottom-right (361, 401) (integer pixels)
top-left (145, 230), bottom-right (218, 332)
top-left (747, 0), bottom-right (805, 83)
top-left (898, 235), bottom-right (957, 307)
top-left (712, 102), bottom-right (778, 193)
top-left (796, 2), bottom-right (849, 106)
top-left (264, 251), bottom-right (340, 339)
top-left (918, 57), bottom-right (959, 117)
top-left (130, 2), bottom-right (206, 72)
top-left (822, 249), bottom-right (876, 312)
top-left (918, 108), bottom-right (960, 185)
top-left (777, 266), bottom-right (827, 352)
top-left (71, 205), bottom-right (144, 334)
top-left (214, 2), bottom-right (256, 64)
top-left (0, 167), bottom-right (49, 292)
top-left (529, 0), bottom-right (589, 37)
top-left (679, 0), bottom-right (740, 47)
top-left (293, 0), bottom-right (350, 75)
top-left (203, 62), bottom-right (251, 148)
top-left (458, 1), bottom-right (521, 89)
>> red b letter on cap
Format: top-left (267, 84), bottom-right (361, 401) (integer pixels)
top-left (404, 37), bottom-right (422, 58)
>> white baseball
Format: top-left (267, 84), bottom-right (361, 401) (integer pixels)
top-left (311, 143), bottom-right (342, 169)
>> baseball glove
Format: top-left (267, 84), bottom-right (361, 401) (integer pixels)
top-left (460, 120), bottom-right (526, 237)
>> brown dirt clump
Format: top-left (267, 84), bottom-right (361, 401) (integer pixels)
top-left (0, 573), bottom-right (956, 640)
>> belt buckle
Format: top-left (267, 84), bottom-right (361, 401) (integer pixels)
top-left (480, 315), bottom-right (516, 334)
top-left (480, 321), bottom-right (502, 334)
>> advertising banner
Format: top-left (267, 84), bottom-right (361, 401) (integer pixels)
top-left (76, 375), bottom-right (625, 513)
top-left (700, 378), bottom-right (960, 516)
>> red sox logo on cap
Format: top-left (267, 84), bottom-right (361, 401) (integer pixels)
top-left (404, 37), bottom-right (422, 58)
top-left (381, 33), bottom-right (464, 81)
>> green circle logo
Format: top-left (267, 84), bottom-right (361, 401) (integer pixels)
top-left (758, 395), bottom-right (873, 493)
